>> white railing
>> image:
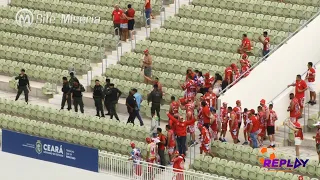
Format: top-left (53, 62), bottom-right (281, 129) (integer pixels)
top-left (0, 130), bottom-right (217, 180)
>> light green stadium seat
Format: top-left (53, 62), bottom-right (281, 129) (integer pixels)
top-left (225, 143), bottom-right (235, 158)
top-left (241, 146), bottom-right (253, 162)
top-left (256, 167), bottom-right (268, 179)
top-left (201, 156), bottom-right (212, 172)
top-left (249, 148), bottom-right (259, 164)
top-left (232, 162), bottom-right (244, 179)
top-left (217, 159), bottom-right (228, 175)
top-left (193, 154), bottom-right (205, 170)
top-left (225, 161), bottom-right (235, 177)
top-left (248, 166), bottom-right (260, 180)
top-left (240, 164), bottom-right (251, 180)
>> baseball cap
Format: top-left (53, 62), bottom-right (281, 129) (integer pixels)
top-left (260, 99), bottom-right (266, 105)
top-left (145, 137), bottom-right (151, 143)
top-left (130, 142), bottom-right (135, 148)
top-left (143, 49), bottom-right (149, 53)
top-left (231, 63), bottom-right (236, 68)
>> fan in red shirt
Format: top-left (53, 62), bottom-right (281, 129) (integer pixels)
top-left (185, 68), bottom-right (196, 81)
top-left (200, 124), bottom-right (215, 157)
top-left (219, 102), bottom-right (228, 142)
top-left (203, 73), bottom-right (214, 93)
top-left (257, 106), bottom-right (266, 147)
top-left (238, 34), bottom-right (252, 54)
top-left (196, 97), bottom-right (204, 130)
top-left (247, 110), bottom-right (260, 148)
top-left (210, 109), bottom-right (218, 140)
top-left (260, 99), bottom-right (269, 139)
top-left (181, 76), bottom-right (197, 101)
top-left (241, 53), bottom-right (251, 68)
top-left (111, 5), bottom-right (123, 36)
top-left (284, 120), bottom-right (303, 158)
top-left (259, 31), bottom-right (270, 57)
top-left (288, 74), bottom-right (308, 116)
top-left (312, 122), bottom-right (320, 162)
top-left (306, 62), bottom-right (316, 105)
top-left (180, 98), bottom-right (196, 146)
top-left (287, 93), bottom-right (301, 123)
top-left (224, 65), bottom-right (233, 85)
top-left (267, 104), bottom-right (278, 148)
top-left (165, 124), bottom-right (176, 163)
top-left (203, 87), bottom-right (217, 109)
top-left (240, 60), bottom-right (250, 77)
top-left (201, 101), bottom-right (212, 128)
top-left (228, 107), bottom-right (239, 144)
top-left (172, 151), bottom-right (185, 180)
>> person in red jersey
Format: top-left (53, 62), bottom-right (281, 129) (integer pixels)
top-left (166, 125), bottom-right (176, 163)
top-left (228, 107), bottom-right (239, 144)
top-left (287, 74), bottom-right (308, 116)
top-left (259, 31), bottom-right (270, 57)
top-left (210, 109), bottom-right (218, 140)
top-left (241, 53), bottom-right (251, 68)
top-left (203, 87), bottom-right (217, 109)
top-left (112, 4), bottom-right (123, 37)
top-left (312, 121), bottom-right (320, 162)
top-left (287, 93), bottom-right (301, 123)
top-left (240, 60), bottom-right (250, 77)
top-left (180, 98), bottom-right (196, 146)
top-left (224, 65), bottom-right (233, 85)
top-left (196, 96), bottom-right (204, 130)
top-left (201, 73), bottom-right (214, 94)
top-left (185, 68), bottom-right (196, 81)
top-left (234, 100), bottom-right (242, 142)
top-left (245, 111), bottom-right (252, 147)
top-left (248, 110), bottom-right (260, 148)
top-left (238, 34), bottom-right (252, 54)
top-left (169, 96), bottom-right (180, 116)
top-left (306, 62), bottom-right (317, 105)
top-left (242, 108), bottom-right (249, 145)
top-left (284, 120), bottom-right (303, 158)
top-left (167, 112), bottom-right (196, 155)
top-left (257, 106), bottom-right (266, 147)
top-left (201, 101), bottom-right (212, 128)
top-left (260, 99), bottom-right (270, 139)
top-left (120, 12), bottom-right (129, 41)
top-left (200, 124), bottom-right (215, 157)
top-left (181, 76), bottom-right (197, 101)
top-left (172, 151), bottom-right (185, 180)
top-left (267, 104), bottom-right (278, 148)
top-left (219, 102), bottom-right (228, 142)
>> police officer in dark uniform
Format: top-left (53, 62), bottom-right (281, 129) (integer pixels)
top-left (15, 69), bottom-right (30, 104)
top-left (69, 72), bottom-right (79, 87)
top-left (148, 84), bottom-right (163, 125)
top-left (103, 78), bottom-right (111, 115)
top-left (61, 77), bottom-right (71, 110)
top-left (105, 83), bottom-right (122, 121)
top-left (69, 80), bottom-right (85, 113)
top-left (93, 79), bottom-right (105, 117)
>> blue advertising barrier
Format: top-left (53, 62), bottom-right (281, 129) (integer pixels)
top-left (1, 129), bottom-right (99, 172)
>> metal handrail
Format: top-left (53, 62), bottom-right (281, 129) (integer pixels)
top-left (174, 0), bottom-right (180, 14)
top-left (219, 10), bottom-right (320, 97)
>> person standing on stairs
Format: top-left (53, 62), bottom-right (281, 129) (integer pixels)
top-left (104, 78), bottom-right (111, 115)
top-left (287, 74), bottom-right (308, 117)
top-left (126, 4), bottom-right (135, 40)
top-left (312, 121), bottom-right (320, 162)
top-left (112, 4), bottom-right (123, 39)
top-left (306, 62), bottom-right (317, 105)
top-left (93, 80), bottom-right (105, 117)
top-left (69, 79), bottom-right (85, 113)
top-left (148, 84), bottom-right (162, 124)
top-left (145, 0), bottom-right (152, 27)
top-left (69, 72), bottom-right (78, 88)
top-left (15, 69), bottom-right (30, 104)
top-left (132, 88), bottom-right (144, 126)
top-left (126, 90), bottom-right (137, 124)
top-left (141, 49), bottom-right (152, 84)
top-left (61, 77), bottom-right (71, 111)
top-left (105, 83), bottom-right (122, 121)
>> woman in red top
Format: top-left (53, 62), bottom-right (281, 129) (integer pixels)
top-left (312, 122), bottom-right (320, 162)
top-left (284, 120), bottom-right (303, 158)
top-left (167, 113), bottom-right (196, 155)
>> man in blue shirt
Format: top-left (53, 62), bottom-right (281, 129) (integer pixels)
top-left (132, 88), bottom-right (144, 126)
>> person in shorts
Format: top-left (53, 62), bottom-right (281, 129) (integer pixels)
top-left (120, 13), bottom-right (129, 41)
top-left (267, 104), bottom-right (278, 148)
top-left (141, 49), bottom-right (152, 84)
top-left (126, 4), bottom-right (135, 40)
top-left (284, 121), bottom-right (303, 158)
top-left (166, 125), bottom-right (176, 164)
top-left (312, 121), bottom-right (320, 162)
top-left (200, 124), bottom-right (214, 157)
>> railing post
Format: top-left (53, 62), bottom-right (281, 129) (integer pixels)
top-left (174, 0), bottom-right (177, 14)
top-left (304, 103), bottom-right (307, 132)
top-left (145, 18), bottom-right (151, 37)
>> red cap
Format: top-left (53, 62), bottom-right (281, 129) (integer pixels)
top-left (146, 137), bottom-right (151, 143)
top-left (294, 122), bottom-right (301, 128)
top-left (144, 49), bottom-right (149, 54)
top-left (260, 99), bottom-right (266, 105)
top-left (231, 63), bottom-right (236, 68)
top-left (236, 100), bottom-right (241, 104)
top-left (250, 109), bottom-right (255, 114)
top-left (130, 142), bottom-right (135, 148)
top-left (242, 53), bottom-right (248, 59)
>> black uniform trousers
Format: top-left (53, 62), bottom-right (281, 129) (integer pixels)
top-left (61, 93), bottom-right (71, 110)
top-left (151, 103), bottom-right (161, 125)
top-left (109, 102), bottom-right (119, 120)
top-left (104, 98), bottom-right (110, 114)
top-left (15, 86), bottom-right (29, 102)
top-left (73, 97), bottom-right (84, 113)
top-left (127, 109), bottom-right (137, 124)
top-left (94, 97), bottom-right (104, 116)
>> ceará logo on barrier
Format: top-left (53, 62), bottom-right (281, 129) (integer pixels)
top-left (259, 147), bottom-right (309, 171)
top-left (15, 8), bottom-right (101, 27)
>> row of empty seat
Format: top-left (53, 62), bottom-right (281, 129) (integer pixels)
top-left (0, 45), bottom-right (90, 72)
